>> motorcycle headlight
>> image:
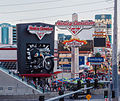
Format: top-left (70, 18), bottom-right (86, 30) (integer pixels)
top-left (40, 53), bottom-right (42, 56)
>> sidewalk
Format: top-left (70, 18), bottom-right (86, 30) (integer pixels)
top-left (72, 99), bottom-right (106, 101)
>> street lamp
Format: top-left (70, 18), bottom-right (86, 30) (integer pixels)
top-left (107, 57), bottom-right (111, 101)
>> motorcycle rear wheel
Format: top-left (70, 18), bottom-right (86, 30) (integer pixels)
top-left (44, 58), bottom-right (54, 72)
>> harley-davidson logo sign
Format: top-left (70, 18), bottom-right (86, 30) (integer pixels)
top-left (28, 25), bottom-right (53, 40)
top-left (55, 20), bottom-right (95, 36)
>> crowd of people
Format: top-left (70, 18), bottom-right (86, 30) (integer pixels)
top-left (6, 66), bottom-right (111, 93)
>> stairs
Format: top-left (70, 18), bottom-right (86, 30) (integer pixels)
top-left (0, 66), bottom-right (43, 95)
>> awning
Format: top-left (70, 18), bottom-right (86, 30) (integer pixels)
top-left (20, 71), bottom-right (62, 77)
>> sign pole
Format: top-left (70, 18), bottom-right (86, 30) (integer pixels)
top-left (71, 46), bottom-right (76, 78)
top-left (95, 65), bottom-right (97, 78)
top-left (71, 13), bottom-right (79, 78)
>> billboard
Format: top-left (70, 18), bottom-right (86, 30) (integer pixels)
top-left (95, 14), bottom-right (112, 48)
top-left (94, 38), bottom-right (106, 47)
top-left (95, 14), bottom-right (112, 29)
top-left (17, 22), bottom-right (55, 74)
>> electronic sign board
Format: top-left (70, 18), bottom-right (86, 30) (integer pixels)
top-left (94, 38), bottom-right (106, 47)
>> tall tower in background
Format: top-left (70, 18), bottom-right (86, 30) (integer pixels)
top-left (0, 23), bottom-right (16, 45)
top-left (72, 13), bottom-right (78, 22)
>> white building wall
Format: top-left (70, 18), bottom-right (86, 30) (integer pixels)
top-left (0, 27), bottom-right (2, 44)
top-left (0, 50), bottom-right (17, 60)
top-left (9, 26), bottom-right (13, 44)
top-left (0, 27), bottom-right (1, 44)
top-left (54, 40), bottom-right (62, 72)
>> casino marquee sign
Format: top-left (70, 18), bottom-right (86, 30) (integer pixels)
top-left (55, 20), bottom-right (95, 36)
top-left (63, 39), bottom-right (87, 47)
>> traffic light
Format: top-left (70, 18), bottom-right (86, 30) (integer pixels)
top-left (112, 91), bottom-right (115, 98)
top-left (86, 80), bottom-right (90, 87)
top-left (86, 79), bottom-right (90, 94)
top-left (73, 93), bottom-right (78, 99)
top-left (77, 80), bottom-right (81, 89)
top-left (72, 86), bottom-right (78, 99)
top-left (104, 90), bottom-right (108, 98)
top-left (58, 90), bottom-right (64, 101)
top-left (39, 96), bottom-right (44, 101)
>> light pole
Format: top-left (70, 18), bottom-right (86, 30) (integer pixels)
top-left (108, 60), bottom-right (111, 101)
top-left (112, 0), bottom-right (119, 100)
top-left (105, 49), bottom-right (111, 101)
top-left (61, 64), bottom-right (64, 90)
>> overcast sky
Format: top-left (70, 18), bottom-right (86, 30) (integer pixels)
top-left (0, 0), bottom-right (118, 24)
top-left (0, 0), bottom-right (120, 45)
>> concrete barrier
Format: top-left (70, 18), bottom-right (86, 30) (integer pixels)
top-left (91, 88), bottom-right (108, 95)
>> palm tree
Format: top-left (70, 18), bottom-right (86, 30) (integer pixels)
top-left (95, 52), bottom-right (101, 57)
top-left (94, 52), bottom-right (101, 77)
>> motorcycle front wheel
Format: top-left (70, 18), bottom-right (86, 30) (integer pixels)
top-left (44, 58), bottom-right (54, 72)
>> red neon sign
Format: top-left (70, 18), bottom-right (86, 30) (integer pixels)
top-left (56, 21), bottom-right (95, 26)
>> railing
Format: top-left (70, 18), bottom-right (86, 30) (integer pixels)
top-left (98, 80), bottom-right (111, 84)
top-left (45, 87), bottom-right (93, 101)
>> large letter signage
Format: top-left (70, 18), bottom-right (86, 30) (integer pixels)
top-left (55, 20), bottom-right (95, 36)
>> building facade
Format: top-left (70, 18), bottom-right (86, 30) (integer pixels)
top-left (95, 14), bottom-right (112, 48)
top-left (0, 23), bottom-right (16, 45)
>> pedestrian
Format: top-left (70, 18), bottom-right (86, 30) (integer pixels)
top-left (22, 76), bottom-right (24, 81)
top-left (58, 86), bottom-right (61, 92)
top-left (45, 84), bottom-right (48, 91)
